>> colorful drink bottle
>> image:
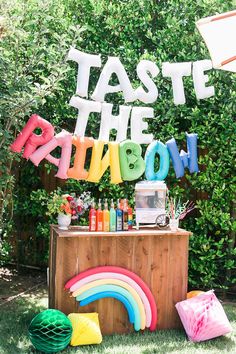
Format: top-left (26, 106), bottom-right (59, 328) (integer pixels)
top-left (123, 199), bottom-right (129, 231)
top-left (116, 199), bottom-right (123, 231)
top-left (103, 199), bottom-right (110, 232)
top-left (128, 206), bottom-right (133, 230)
top-left (89, 200), bottom-right (96, 232)
top-left (96, 199), bottom-right (103, 231)
top-left (109, 199), bottom-right (116, 232)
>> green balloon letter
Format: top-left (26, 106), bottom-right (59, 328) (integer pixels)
top-left (119, 140), bottom-right (145, 181)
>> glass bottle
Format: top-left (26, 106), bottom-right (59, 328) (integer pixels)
top-left (116, 199), bottom-right (123, 231)
top-left (109, 199), bottom-right (116, 232)
top-left (96, 199), bottom-right (103, 231)
top-left (103, 199), bottom-right (110, 232)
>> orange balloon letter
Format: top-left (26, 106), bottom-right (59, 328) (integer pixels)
top-left (67, 137), bottom-right (94, 180)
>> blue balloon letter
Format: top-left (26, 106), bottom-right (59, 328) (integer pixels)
top-left (166, 133), bottom-right (199, 178)
top-left (145, 141), bottom-right (170, 181)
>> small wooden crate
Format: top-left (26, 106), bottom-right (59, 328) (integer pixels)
top-left (49, 226), bottom-right (191, 335)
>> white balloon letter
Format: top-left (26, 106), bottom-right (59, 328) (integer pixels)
top-left (91, 57), bottom-right (135, 103)
top-left (98, 103), bottom-right (131, 142)
top-left (131, 107), bottom-right (154, 144)
top-left (162, 62), bottom-right (192, 105)
top-left (67, 48), bottom-right (101, 98)
top-left (135, 60), bottom-right (159, 103)
top-left (70, 96), bottom-right (101, 136)
top-left (193, 60), bottom-right (215, 100)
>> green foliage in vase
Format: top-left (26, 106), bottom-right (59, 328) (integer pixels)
top-left (47, 192), bottom-right (70, 216)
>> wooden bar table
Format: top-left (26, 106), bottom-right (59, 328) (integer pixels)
top-left (49, 225), bottom-right (191, 335)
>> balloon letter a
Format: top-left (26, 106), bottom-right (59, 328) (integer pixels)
top-left (29, 130), bottom-right (72, 179)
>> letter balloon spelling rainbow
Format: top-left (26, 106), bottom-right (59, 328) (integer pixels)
top-left (10, 114), bottom-right (199, 183)
top-left (65, 266), bottom-right (158, 331)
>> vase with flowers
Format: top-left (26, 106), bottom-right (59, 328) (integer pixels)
top-left (47, 194), bottom-right (73, 230)
top-left (47, 191), bottom-right (92, 230)
top-left (65, 191), bottom-right (92, 225)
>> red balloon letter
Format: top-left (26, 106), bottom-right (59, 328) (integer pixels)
top-left (10, 114), bottom-right (54, 159)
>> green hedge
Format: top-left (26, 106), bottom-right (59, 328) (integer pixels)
top-left (0, 0), bottom-right (235, 289)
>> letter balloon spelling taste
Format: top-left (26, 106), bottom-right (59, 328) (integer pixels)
top-left (67, 47), bottom-right (101, 98)
top-left (135, 60), bottom-right (159, 104)
top-left (166, 133), bottom-right (199, 178)
top-left (162, 62), bottom-right (192, 105)
top-left (145, 141), bottom-right (170, 181)
top-left (192, 60), bottom-right (215, 100)
top-left (91, 57), bottom-right (136, 103)
top-left (10, 114), bottom-right (54, 159)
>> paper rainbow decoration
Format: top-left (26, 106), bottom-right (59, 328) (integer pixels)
top-left (65, 266), bottom-right (157, 332)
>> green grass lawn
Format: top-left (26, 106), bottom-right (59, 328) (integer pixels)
top-left (0, 283), bottom-right (235, 354)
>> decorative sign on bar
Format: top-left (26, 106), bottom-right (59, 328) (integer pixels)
top-left (10, 47), bottom-right (213, 183)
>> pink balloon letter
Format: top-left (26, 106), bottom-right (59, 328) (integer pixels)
top-left (29, 130), bottom-right (72, 179)
top-left (10, 114), bottom-right (54, 159)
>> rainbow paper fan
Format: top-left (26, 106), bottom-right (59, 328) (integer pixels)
top-left (175, 290), bottom-right (232, 342)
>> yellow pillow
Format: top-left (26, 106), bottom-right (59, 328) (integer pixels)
top-left (68, 313), bottom-right (102, 346)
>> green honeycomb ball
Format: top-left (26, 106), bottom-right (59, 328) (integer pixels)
top-left (28, 309), bottom-right (72, 353)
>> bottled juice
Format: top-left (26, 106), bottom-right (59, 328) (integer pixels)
top-left (89, 201), bottom-right (96, 232)
top-left (123, 199), bottom-right (129, 231)
top-left (109, 199), bottom-right (116, 232)
top-left (116, 199), bottom-right (123, 231)
top-left (96, 199), bottom-right (103, 231)
top-left (103, 199), bottom-right (110, 232)
top-left (128, 206), bottom-right (133, 230)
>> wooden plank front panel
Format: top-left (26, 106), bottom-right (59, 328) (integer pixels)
top-left (170, 234), bottom-right (189, 327)
top-left (49, 227), bottom-right (190, 334)
top-left (150, 234), bottom-right (169, 329)
top-left (76, 236), bottom-right (100, 316)
top-left (114, 236), bottom-right (134, 334)
top-left (96, 236), bottom-right (117, 335)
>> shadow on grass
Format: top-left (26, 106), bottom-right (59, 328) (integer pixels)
top-left (0, 291), bottom-right (235, 354)
top-left (0, 287), bottom-right (47, 354)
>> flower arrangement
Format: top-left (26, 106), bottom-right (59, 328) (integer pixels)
top-left (47, 191), bottom-right (92, 218)
top-left (66, 192), bottom-right (92, 220)
top-left (47, 194), bottom-right (72, 216)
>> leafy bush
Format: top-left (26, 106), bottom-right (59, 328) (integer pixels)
top-left (0, 0), bottom-right (235, 289)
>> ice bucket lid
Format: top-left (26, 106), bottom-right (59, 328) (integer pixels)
top-left (135, 180), bottom-right (167, 191)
